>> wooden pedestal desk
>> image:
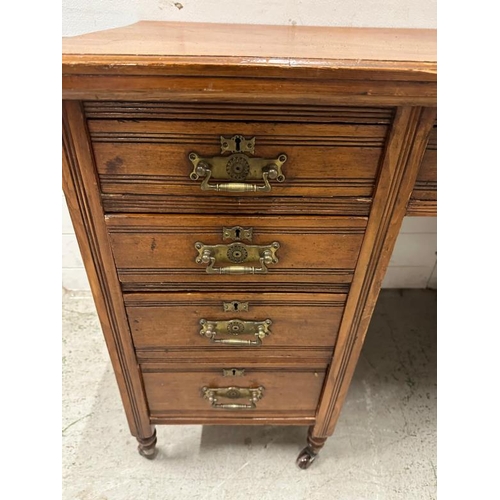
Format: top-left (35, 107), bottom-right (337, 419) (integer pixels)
top-left (62, 22), bottom-right (437, 469)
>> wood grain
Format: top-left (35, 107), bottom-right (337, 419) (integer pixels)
top-left (149, 415), bottom-right (315, 426)
top-left (407, 121), bottom-right (437, 215)
top-left (62, 101), bottom-right (153, 440)
top-left (101, 194), bottom-right (373, 217)
top-left (143, 366), bottom-right (326, 419)
top-left (125, 292), bottom-right (346, 350)
top-left (312, 106), bottom-right (437, 439)
top-left (136, 348), bottom-right (332, 365)
top-left (89, 114), bottom-right (387, 200)
top-left (62, 22), bottom-right (437, 462)
top-left (64, 74), bottom-right (436, 106)
top-left (63, 22), bottom-right (436, 63)
top-left (406, 199), bottom-right (437, 216)
top-left (84, 101), bottom-right (395, 124)
top-left (62, 23), bottom-right (436, 104)
top-left (105, 214), bottom-right (366, 289)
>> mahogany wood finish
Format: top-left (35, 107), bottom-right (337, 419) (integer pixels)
top-left (125, 292), bottom-right (347, 350)
top-left (90, 117), bottom-right (387, 199)
top-left (408, 120), bottom-right (437, 215)
top-left (106, 215), bottom-right (366, 290)
top-left (63, 101), bottom-right (154, 443)
top-left (142, 366), bottom-right (326, 418)
top-left (62, 22), bottom-right (437, 468)
top-left (312, 106), bottom-right (436, 441)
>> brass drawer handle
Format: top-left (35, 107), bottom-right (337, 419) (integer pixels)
top-left (195, 241), bottom-right (280, 274)
top-left (188, 135), bottom-right (287, 193)
top-left (199, 318), bottom-right (272, 346)
top-left (202, 386), bottom-right (265, 409)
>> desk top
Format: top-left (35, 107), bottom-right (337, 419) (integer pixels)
top-left (62, 22), bottom-right (436, 106)
top-left (63, 21), bottom-right (436, 76)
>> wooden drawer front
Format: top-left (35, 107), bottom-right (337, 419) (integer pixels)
top-left (91, 120), bottom-right (384, 198)
top-left (125, 292), bottom-right (346, 350)
top-left (142, 366), bottom-right (326, 419)
top-left (86, 103), bottom-right (391, 215)
top-left (407, 121), bottom-right (437, 215)
top-left (106, 215), bottom-right (367, 292)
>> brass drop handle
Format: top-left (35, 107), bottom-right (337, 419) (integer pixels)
top-left (195, 241), bottom-right (280, 275)
top-left (201, 386), bottom-right (265, 409)
top-left (188, 135), bottom-right (287, 193)
top-left (199, 318), bottom-right (272, 346)
top-left (192, 161), bottom-right (282, 193)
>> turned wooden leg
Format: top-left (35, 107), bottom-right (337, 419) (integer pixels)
top-left (296, 427), bottom-right (327, 470)
top-left (137, 428), bottom-right (157, 459)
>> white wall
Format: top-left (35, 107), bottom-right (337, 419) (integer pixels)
top-left (62, 0), bottom-right (437, 290)
top-left (63, 0), bottom-right (436, 36)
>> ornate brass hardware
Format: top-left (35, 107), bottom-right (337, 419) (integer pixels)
top-left (223, 226), bottom-right (253, 242)
top-left (195, 241), bottom-right (279, 274)
top-left (199, 318), bottom-right (272, 345)
top-left (220, 135), bottom-right (255, 154)
top-left (188, 135), bottom-right (287, 193)
top-left (222, 368), bottom-right (246, 377)
top-left (223, 301), bottom-right (249, 312)
top-left (201, 386), bottom-right (265, 409)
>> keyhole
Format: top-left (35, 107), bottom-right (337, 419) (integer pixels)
top-left (232, 369), bottom-right (237, 376)
top-left (235, 228), bottom-right (241, 239)
top-left (235, 136), bottom-right (241, 151)
top-left (233, 302), bottom-right (239, 311)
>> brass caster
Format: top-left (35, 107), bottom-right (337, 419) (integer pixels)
top-left (138, 445), bottom-right (158, 460)
top-left (137, 429), bottom-right (157, 460)
top-left (296, 446), bottom-right (318, 470)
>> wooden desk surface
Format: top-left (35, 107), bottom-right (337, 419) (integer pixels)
top-left (63, 21), bottom-right (436, 76)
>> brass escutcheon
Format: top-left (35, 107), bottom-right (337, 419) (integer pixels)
top-left (222, 226), bottom-right (253, 242)
top-left (222, 368), bottom-right (246, 377)
top-left (223, 301), bottom-right (249, 312)
top-left (220, 135), bottom-right (255, 154)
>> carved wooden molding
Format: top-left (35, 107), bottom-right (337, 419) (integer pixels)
top-left (101, 195), bottom-right (373, 216)
top-left (62, 101), bottom-right (153, 439)
top-left (120, 282), bottom-right (352, 294)
top-left (406, 199), bottom-right (437, 216)
top-left (313, 106), bottom-right (437, 437)
top-left (83, 101), bottom-right (395, 124)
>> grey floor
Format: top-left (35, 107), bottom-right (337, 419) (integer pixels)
top-left (62, 289), bottom-right (436, 500)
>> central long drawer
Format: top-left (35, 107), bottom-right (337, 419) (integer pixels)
top-left (106, 214), bottom-right (367, 292)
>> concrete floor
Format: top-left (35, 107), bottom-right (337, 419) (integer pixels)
top-left (62, 289), bottom-right (436, 500)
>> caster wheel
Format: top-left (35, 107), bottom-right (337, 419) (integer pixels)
top-left (296, 446), bottom-right (317, 470)
top-left (138, 445), bottom-right (158, 460)
top-left (137, 429), bottom-right (157, 460)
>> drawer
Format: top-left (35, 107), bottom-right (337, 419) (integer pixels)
top-left (125, 291), bottom-right (346, 350)
top-left (407, 120), bottom-right (437, 215)
top-left (142, 364), bottom-right (327, 420)
top-left (86, 103), bottom-right (392, 215)
top-left (106, 214), bottom-right (367, 292)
